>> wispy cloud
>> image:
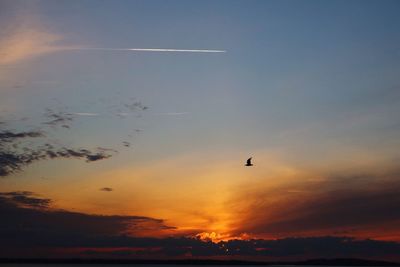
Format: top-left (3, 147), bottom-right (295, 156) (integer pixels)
top-left (69, 112), bottom-right (99, 116)
top-left (0, 28), bottom-right (79, 65)
top-left (156, 112), bottom-right (190, 116)
top-left (43, 109), bottom-right (73, 128)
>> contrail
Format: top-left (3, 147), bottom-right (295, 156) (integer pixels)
top-left (68, 47), bottom-right (226, 53)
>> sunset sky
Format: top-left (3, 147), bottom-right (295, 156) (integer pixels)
top-left (1, 0), bottom-right (400, 261)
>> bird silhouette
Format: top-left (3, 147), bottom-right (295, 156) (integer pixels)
top-left (245, 157), bottom-right (253, 166)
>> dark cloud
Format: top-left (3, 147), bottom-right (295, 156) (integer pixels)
top-left (0, 152), bottom-right (25, 176)
top-left (111, 100), bottom-right (149, 119)
top-left (0, 191), bottom-right (399, 260)
top-left (0, 143), bottom-right (112, 177)
top-left (97, 147), bottom-right (119, 155)
top-left (86, 153), bottom-right (110, 161)
top-left (43, 109), bottom-right (74, 128)
top-left (0, 130), bottom-right (43, 142)
top-left (261, 188), bottom-right (400, 234)
top-left (124, 101), bottom-right (148, 112)
top-left (0, 100), bottom-right (150, 177)
top-left (0, 191), bottom-right (51, 209)
top-left (0, 118), bottom-right (114, 177)
top-left (100, 187), bottom-right (113, 192)
top-left (229, 173), bottom-right (400, 239)
top-left (54, 148), bottom-right (111, 162)
top-left (0, 192), bottom-right (173, 248)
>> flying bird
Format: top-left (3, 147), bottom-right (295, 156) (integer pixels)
top-left (245, 157), bottom-right (253, 167)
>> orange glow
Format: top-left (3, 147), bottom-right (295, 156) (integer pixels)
top-left (195, 232), bottom-right (253, 243)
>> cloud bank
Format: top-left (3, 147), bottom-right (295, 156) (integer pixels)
top-left (0, 191), bottom-right (399, 260)
top-left (228, 172), bottom-right (400, 241)
top-left (0, 191), bottom-right (173, 247)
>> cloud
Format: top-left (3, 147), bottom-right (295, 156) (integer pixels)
top-left (43, 109), bottom-right (74, 128)
top-left (124, 101), bottom-right (148, 112)
top-left (0, 191), bottom-right (174, 249)
top-left (0, 1), bottom-right (75, 65)
top-left (0, 126), bottom-right (113, 177)
top-left (0, 5), bottom-right (80, 66)
top-left (97, 147), bottom-right (119, 154)
top-left (0, 28), bottom-right (67, 65)
top-left (228, 172), bottom-right (400, 240)
top-left (69, 112), bottom-right (99, 116)
top-left (0, 130), bottom-right (43, 142)
top-left (115, 113), bottom-right (130, 119)
top-left (100, 187), bottom-right (113, 192)
top-left (0, 144), bottom-right (112, 177)
top-left (156, 112), bottom-right (189, 116)
top-left (53, 148), bottom-right (112, 162)
top-left (0, 191), bottom-right (399, 260)
top-left (0, 191), bottom-right (51, 209)
top-left (0, 100), bottom-right (149, 177)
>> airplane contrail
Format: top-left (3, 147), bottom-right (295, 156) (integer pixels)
top-left (68, 47), bottom-right (226, 53)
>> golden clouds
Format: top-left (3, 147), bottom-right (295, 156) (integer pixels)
top-left (227, 168), bottom-right (400, 241)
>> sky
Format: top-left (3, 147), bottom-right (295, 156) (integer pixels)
top-left (1, 0), bottom-right (400, 261)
